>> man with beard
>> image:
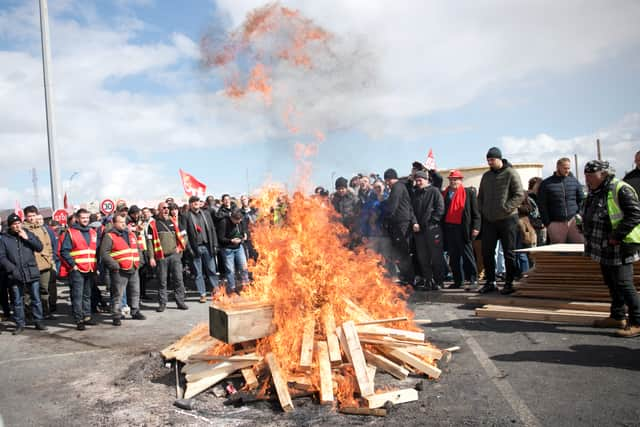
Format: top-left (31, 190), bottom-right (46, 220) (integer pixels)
top-left (477, 147), bottom-right (525, 295)
top-left (60, 209), bottom-right (100, 330)
top-left (582, 160), bottom-right (640, 337)
top-left (411, 170), bottom-right (445, 290)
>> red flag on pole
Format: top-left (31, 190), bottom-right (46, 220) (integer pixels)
top-left (14, 200), bottom-right (24, 221)
top-left (425, 148), bottom-right (437, 170)
top-left (179, 169), bottom-right (207, 198)
top-left (63, 192), bottom-right (69, 209)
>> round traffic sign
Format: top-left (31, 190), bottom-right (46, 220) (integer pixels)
top-left (53, 209), bottom-right (68, 226)
top-left (100, 199), bottom-right (115, 215)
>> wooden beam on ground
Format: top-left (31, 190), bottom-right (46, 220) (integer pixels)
top-left (299, 318), bottom-right (316, 372)
top-left (339, 321), bottom-right (374, 396)
top-left (405, 345), bottom-right (443, 360)
top-left (364, 388), bottom-right (419, 408)
top-left (185, 360), bottom-right (256, 383)
top-left (323, 309), bottom-right (343, 366)
top-left (363, 349), bottom-right (409, 380)
top-left (384, 347), bottom-right (442, 379)
top-left (413, 319), bottom-right (432, 325)
top-left (265, 352), bottom-right (294, 412)
top-left (184, 364), bottom-right (241, 399)
top-left (366, 364), bottom-right (376, 382)
top-left (475, 305), bottom-right (607, 325)
top-left (241, 367), bottom-right (258, 390)
top-left (315, 341), bottom-right (334, 404)
top-left (339, 407), bottom-right (387, 416)
top-left (188, 353), bottom-right (262, 363)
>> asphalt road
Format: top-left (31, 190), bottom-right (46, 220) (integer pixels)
top-left (1, 286), bottom-right (639, 427)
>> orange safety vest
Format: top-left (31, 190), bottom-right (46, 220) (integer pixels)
top-left (148, 218), bottom-right (185, 259)
top-left (59, 228), bottom-right (98, 276)
top-left (109, 230), bottom-right (140, 270)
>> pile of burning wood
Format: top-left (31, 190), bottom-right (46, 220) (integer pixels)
top-left (161, 297), bottom-right (454, 416)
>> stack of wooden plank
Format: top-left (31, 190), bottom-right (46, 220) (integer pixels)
top-left (473, 244), bottom-right (640, 324)
top-left (161, 299), bottom-right (452, 414)
top-left (513, 244), bottom-right (640, 301)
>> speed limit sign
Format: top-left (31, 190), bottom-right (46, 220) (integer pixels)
top-left (100, 199), bottom-right (115, 215)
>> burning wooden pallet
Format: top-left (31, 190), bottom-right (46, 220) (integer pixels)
top-left (162, 299), bottom-right (452, 414)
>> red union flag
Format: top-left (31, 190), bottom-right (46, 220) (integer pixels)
top-left (425, 148), bottom-right (437, 170)
top-left (179, 169), bottom-right (206, 197)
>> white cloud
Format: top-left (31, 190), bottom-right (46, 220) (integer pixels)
top-left (503, 112), bottom-right (640, 177)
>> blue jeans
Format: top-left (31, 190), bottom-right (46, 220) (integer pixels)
top-left (12, 281), bottom-right (43, 327)
top-left (69, 270), bottom-right (92, 322)
top-left (223, 246), bottom-right (249, 292)
top-left (193, 245), bottom-right (219, 295)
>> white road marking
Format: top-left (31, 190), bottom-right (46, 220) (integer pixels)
top-left (442, 308), bottom-right (542, 427)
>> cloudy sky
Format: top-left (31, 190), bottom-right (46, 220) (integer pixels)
top-left (1, 0), bottom-right (639, 208)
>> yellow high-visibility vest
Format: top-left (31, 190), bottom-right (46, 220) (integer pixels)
top-left (607, 178), bottom-right (640, 243)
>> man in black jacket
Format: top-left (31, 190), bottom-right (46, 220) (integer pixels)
top-left (185, 195), bottom-right (220, 302)
top-left (538, 157), bottom-right (585, 243)
top-left (0, 213), bottom-right (47, 334)
top-left (623, 150), bottom-right (640, 196)
top-left (442, 170), bottom-right (481, 290)
top-left (411, 170), bottom-right (445, 290)
top-left (384, 168), bottom-right (417, 284)
top-left (218, 210), bottom-right (249, 294)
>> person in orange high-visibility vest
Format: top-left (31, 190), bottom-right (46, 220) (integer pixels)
top-left (59, 208), bottom-right (99, 330)
top-left (100, 215), bottom-right (145, 326)
top-left (146, 202), bottom-right (188, 312)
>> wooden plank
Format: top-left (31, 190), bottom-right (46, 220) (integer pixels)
top-left (385, 347), bottom-right (442, 379)
top-left (188, 354), bottom-right (262, 363)
top-left (366, 364), bottom-right (377, 381)
top-left (323, 309), bottom-right (343, 366)
top-left (405, 345), bottom-right (443, 360)
top-left (184, 364), bottom-right (240, 399)
top-left (265, 352), bottom-right (294, 412)
top-left (364, 388), bottom-right (419, 409)
top-left (469, 296), bottom-right (610, 313)
top-left (299, 318), bottom-right (316, 372)
top-left (175, 361), bottom-right (184, 399)
top-left (174, 340), bottom-right (218, 363)
top-left (185, 360), bottom-right (255, 382)
top-left (241, 367), bottom-right (258, 390)
top-left (209, 303), bottom-right (275, 344)
top-left (342, 297), bottom-right (373, 322)
top-left (356, 325), bottom-right (425, 342)
top-left (363, 349), bottom-right (409, 380)
top-left (315, 341), bottom-right (334, 404)
top-left (339, 321), bottom-right (375, 396)
top-left (339, 407), bottom-right (387, 416)
top-left (355, 316), bottom-right (408, 326)
top-left (476, 306), bottom-right (607, 325)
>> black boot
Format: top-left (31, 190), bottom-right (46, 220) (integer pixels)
top-left (500, 283), bottom-right (516, 295)
top-left (156, 304), bottom-right (166, 313)
top-left (13, 325), bottom-right (25, 335)
top-left (35, 322), bottom-right (48, 331)
top-left (76, 322), bottom-right (86, 331)
top-left (113, 316), bottom-right (122, 326)
top-left (478, 282), bottom-right (497, 294)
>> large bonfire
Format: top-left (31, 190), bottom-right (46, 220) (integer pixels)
top-left (162, 3), bottom-right (446, 412)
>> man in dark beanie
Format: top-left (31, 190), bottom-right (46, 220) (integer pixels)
top-left (0, 213), bottom-right (47, 334)
top-left (331, 176), bottom-right (359, 241)
top-left (581, 160), bottom-right (640, 337)
top-left (383, 168), bottom-right (417, 284)
top-left (477, 147), bottom-right (524, 294)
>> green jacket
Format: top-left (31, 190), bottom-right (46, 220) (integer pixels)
top-left (478, 159), bottom-right (525, 222)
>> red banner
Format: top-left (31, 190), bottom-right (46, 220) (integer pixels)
top-left (14, 200), bottom-right (23, 221)
top-left (179, 169), bottom-right (206, 197)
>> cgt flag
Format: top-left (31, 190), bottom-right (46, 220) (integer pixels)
top-left (63, 192), bottom-right (69, 210)
top-left (425, 148), bottom-right (437, 170)
top-left (179, 169), bottom-right (206, 198)
top-left (14, 200), bottom-right (24, 221)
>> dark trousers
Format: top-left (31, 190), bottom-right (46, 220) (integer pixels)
top-left (1, 273), bottom-right (11, 317)
top-left (12, 280), bottom-right (43, 327)
top-left (600, 263), bottom-right (640, 325)
top-left (69, 270), bottom-right (93, 323)
top-left (414, 225), bottom-right (444, 286)
top-left (481, 216), bottom-right (520, 284)
top-left (388, 221), bottom-right (414, 282)
top-left (444, 223), bottom-right (478, 285)
top-left (112, 270), bottom-right (140, 318)
top-left (157, 253), bottom-right (186, 305)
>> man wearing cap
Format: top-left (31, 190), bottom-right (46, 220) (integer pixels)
top-left (538, 157), bottom-right (585, 243)
top-left (411, 170), bottom-right (445, 290)
top-left (383, 168), bottom-right (417, 284)
top-left (477, 147), bottom-right (525, 294)
top-left (581, 160), bottom-right (640, 337)
top-left (184, 195), bottom-right (220, 302)
top-left (442, 170), bottom-right (481, 290)
top-left (0, 213), bottom-right (47, 334)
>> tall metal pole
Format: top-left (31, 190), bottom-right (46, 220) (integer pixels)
top-left (39, 0), bottom-right (63, 210)
top-left (574, 153), bottom-right (579, 184)
top-left (596, 139), bottom-right (602, 161)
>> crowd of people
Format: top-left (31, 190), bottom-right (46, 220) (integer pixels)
top-left (1, 147), bottom-right (640, 337)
